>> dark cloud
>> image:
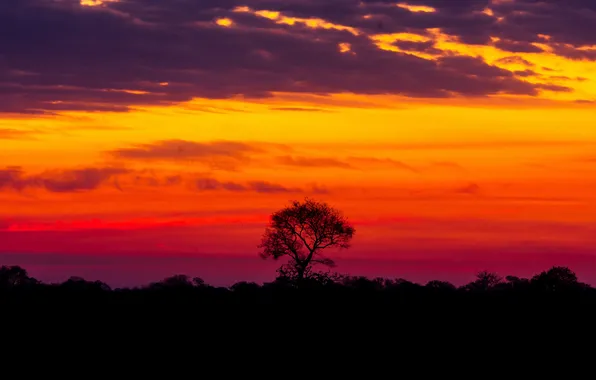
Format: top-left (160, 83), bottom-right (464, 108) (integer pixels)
top-left (347, 157), bottom-right (418, 172)
top-left (513, 69), bottom-right (537, 78)
top-left (0, 0), bottom-right (579, 114)
top-left (494, 56), bottom-right (535, 67)
top-left (248, 180), bottom-right (296, 193)
top-left (493, 39), bottom-right (544, 54)
top-left (268, 107), bottom-right (331, 112)
top-left (110, 140), bottom-right (260, 160)
top-left (0, 164), bottom-right (315, 194)
top-left (0, 166), bottom-right (128, 193)
top-left (535, 83), bottom-right (573, 93)
top-left (310, 139), bottom-right (596, 151)
top-left (393, 40), bottom-right (443, 55)
top-left (548, 75), bottom-right (587, 82)
top-left (491, 0), bottom-right (596, 48)
top-left (275, 155), bottom-right (419, 172)
top-left (194, 177), bottom-right (300, 193)
top-left (549, 44), bottom-right (596, 61)
top-left (132, 173), bottom-right (183, 188)
top-left (453, 183), bottom-right (482, 196)
top-left (109, 140), bottom-right (262, 170)
top-left (276, 156), bottom-right (354, 169)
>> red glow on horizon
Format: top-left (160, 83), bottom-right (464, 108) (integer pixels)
top-left (4, 214), bottom-right (271, 232)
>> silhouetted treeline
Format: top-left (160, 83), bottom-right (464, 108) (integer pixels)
top-left (4, 264), bottom-right (596, 357)
top-left (2, 265), bottom-right (595, 312)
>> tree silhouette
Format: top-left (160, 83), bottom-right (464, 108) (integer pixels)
top-left (426, 280), bottom-right (457, 291)
top-left (0, 265), bottom-right (38, 288)
top-left (531, 266), bottom-right (579, 292)
top-left (151, 274), bottom-right (195, 289)
top-left (61, 276), bottom-right (111, 291)
top-left (465, 270), bottom-right (503, 291)
top-left (259, 198), bottom-right (355, 282)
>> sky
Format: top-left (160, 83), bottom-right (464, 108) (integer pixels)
top-left (1, 0), bottom-right (596, 287)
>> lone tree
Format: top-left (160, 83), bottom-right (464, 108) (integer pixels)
top-left (259, 198), bottom-right (355, 282)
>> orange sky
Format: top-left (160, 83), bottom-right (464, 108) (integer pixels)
top-left (1, 0), bottom-right (596, 285)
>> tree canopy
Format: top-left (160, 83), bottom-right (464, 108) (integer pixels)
top-left (258, 198), bottom-right (355, 281)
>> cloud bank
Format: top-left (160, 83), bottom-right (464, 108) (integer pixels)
top-left (0, 0), bottom-right (589, 114)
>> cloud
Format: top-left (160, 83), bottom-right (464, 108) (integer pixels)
top-left (453, 183), bottom-right (482, 196)
top-left (307, 139), bottom-right (596, 151)
top-left (549, 44), bottom-right (596, 61)
top-left (0, 166), bottom-right (128, 193)
top-left (493, 39), bottom-right (544, 53)
top-left (393, 40), bottom-right (443, 55)
top-left (274, 155), bottom-right (419, 172)
top-left (276, 156), bottom-right (354, 169)
top-left (109, 139), bottom-right (266, 170)
top-left (491, 0), bottom-right (596, 49)
top-left (132, 173), bottom-right (183, 187)
top-left (0, 164), bottom-right (318, 195)
top-left (110, 140), bottom-right (261, 161)
top-left (194, 177), bottom-right (301, 193)
top-left (513, 70), bottom-right (537, 79)
top-left (249, 181), bottom-right (297, 193)
top-left (494, 56), bottom-right (535, 67)
top-left (268, 107), bottom-right (332, 112)
top-left (0, 0), bottom-right (580, 114)
top-left (402, 182), bottom-right (486, 200)
top-left (347, 157), bottom-right (418, 172)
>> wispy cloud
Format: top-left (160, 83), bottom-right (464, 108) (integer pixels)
top-left (303, 140), bottom-right (596, 151)
top-left (110, 140), bottom-right (262, 161)
top-left (268, 107), bottom-right (332, 113)
top-left (0, 166), bottom-right (128, 193)
top-left (275, 155), bottom-right (418, 172)
top-left (453, 183), bottom-right (482, 196)
top-left (347, 157), bottom-right (418, 172)
top-left (276, 156), bottom-right (354, 169)
top-left (108, 140), bottom-right (268, 171)
top-left (194, 178), bottom-right (302, 194)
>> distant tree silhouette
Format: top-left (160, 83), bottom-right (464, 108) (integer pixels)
top-left (61, 276), bottom-right (111, 291)
top-left (343, 276), bottom-right (384, 291)
top-left (0, 265), bottom-right (38, 288)
top-left (505, 275), bottom-right (522, 283)
top-left (259, 198), bottom-right (355, 283)
top-left (465, 270), bottom-right (503, 291)
top-left (192, 277), bottom-right (206, 287)
top-left (231, 281), bottom-right (261, 293)
top-left (504, 275), bottom-right (530, 289)
top-left (426, 280), bottom-right (457, 291)
top-left (531, 266), bottom-right (579, 292)
top-left (151, 274), bottom-right (196, 289)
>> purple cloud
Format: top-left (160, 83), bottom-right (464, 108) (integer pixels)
top-left (0, 166), bottom-right (128, 193)
top-left (194, 177), bottom-right (301, 193)
top-left (0, 0), bottom-right (581, 114)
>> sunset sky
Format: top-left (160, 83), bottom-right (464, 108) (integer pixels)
top-left (1, 0), bottom-right (596, 286)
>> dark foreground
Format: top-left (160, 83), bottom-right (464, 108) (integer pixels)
top-left (2, 265), bottom-right (596, 370)
top-left (3, 265), bottom-right (595, 324)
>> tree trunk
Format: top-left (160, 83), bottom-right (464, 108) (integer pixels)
top-left (295, 264), bottom-right (306, 287)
